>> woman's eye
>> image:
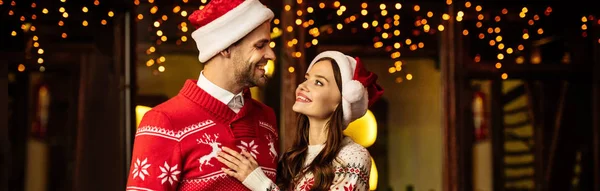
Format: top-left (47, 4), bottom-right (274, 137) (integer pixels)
top-left (315, 80), bottom-right (323, 86)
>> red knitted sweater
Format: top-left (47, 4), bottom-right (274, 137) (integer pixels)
top-left (126, 80), bottom-right (279, 191)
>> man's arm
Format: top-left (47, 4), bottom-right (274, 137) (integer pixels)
top-left (126, 110), bottom-right (183, 191)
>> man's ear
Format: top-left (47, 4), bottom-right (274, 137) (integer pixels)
top-left (219, 46), bottom-right (235, 58)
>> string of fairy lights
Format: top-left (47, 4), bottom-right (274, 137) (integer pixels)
top-left (6, 0), bottom-right (599, 82)
top-left (7, 0), bottom-right (115, 72)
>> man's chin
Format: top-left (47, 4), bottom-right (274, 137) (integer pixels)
top-left (252, 77), bottom-right (268, 87)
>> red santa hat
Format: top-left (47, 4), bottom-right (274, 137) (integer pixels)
top-left (307, 51), bottom-right (384, 127)
top-left (188, 0), bottom-right (274, 63)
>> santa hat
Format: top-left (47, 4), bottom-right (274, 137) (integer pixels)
top-left (307, 51), bottom-right (384, 127)
top-left (189, 0), bottom-right (274, 63)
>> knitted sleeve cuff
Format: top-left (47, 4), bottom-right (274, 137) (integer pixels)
top-left (242, 167), bottom-right (274, 191)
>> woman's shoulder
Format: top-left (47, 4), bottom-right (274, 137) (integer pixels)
top-left (336, 137), bottom-right (371, 165)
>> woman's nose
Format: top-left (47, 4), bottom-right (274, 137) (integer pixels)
top-left (297, 82), bottom-right (309, 92)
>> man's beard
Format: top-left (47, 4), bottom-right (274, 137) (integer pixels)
top-left (235, 59), bottom-right (268, 88)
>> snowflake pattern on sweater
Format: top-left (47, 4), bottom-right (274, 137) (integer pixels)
top-left (241, 137), bottom-right (371, 191)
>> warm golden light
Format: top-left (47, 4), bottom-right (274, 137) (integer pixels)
top-left (406, 74), bottom-right (413, 80)
top-left (501, 73), bottom-right (508, 80)
top-left (507, 48), bottom-right (514, 54)
top-left (495, 62), bottom-right (502, 69)
top-left (442, 13), bottom-right (450, 20)
top-left (135, 105), bottom-right (152, 127)
top-left (146, 59), bottom-right (154, 66)
top-left (288, 66), bottom-right (295, 73)
top-left (369, 157), bottom-right (378, 190)
top-left (516, 56), bottom-right (524, 64)
top-left (344, 109), bottom-right (378, 147)
top-left (388, 67), bottom-right (396, 74)
top-left (475, 5), bottom-right (482, 12)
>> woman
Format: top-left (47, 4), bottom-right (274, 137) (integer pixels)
top-left (216, 51), bottom-right (384, 191)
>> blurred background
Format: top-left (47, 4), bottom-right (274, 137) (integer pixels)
top-left (1, 0), bottom-right (599, 190)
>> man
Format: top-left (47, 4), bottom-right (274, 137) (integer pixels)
top-left (126, 0), bottom-right (278, 190)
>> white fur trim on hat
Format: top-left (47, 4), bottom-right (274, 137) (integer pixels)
top-left (191, 0), bottom-right (274, 63)
top-left (308, 51), bottom-right (369, 127)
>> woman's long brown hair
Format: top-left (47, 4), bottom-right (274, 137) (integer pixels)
top-left (276, 58), bottom-right (345, 190)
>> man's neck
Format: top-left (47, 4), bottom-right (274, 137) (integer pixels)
top-left (203, 64), bottom-right (244, 94)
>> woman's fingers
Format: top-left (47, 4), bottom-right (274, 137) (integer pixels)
top-left (217, 156), bottom-right (239, 171)
top-left (221, 168), bottom-right (241, 181)
top-left (241, 150), bottom-right (258, 166)
top-left (221, 146), bottom-right (246, 161)
top-left (218, 148), bottom-right (242, 166)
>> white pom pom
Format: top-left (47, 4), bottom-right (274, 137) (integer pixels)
top-left (342, 80), bottom-right (365, 103)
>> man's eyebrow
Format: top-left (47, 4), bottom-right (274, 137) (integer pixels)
top-left (255, 39), bottom-right (270, 44)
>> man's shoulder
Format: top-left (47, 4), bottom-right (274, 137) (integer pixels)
top-left (247, 99), bottom-right (275, 115)
top-left (139, 95), bottom-right (204, 128)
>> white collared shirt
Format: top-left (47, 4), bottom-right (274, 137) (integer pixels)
top-left (197, 71), bottom-right (244, 113)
